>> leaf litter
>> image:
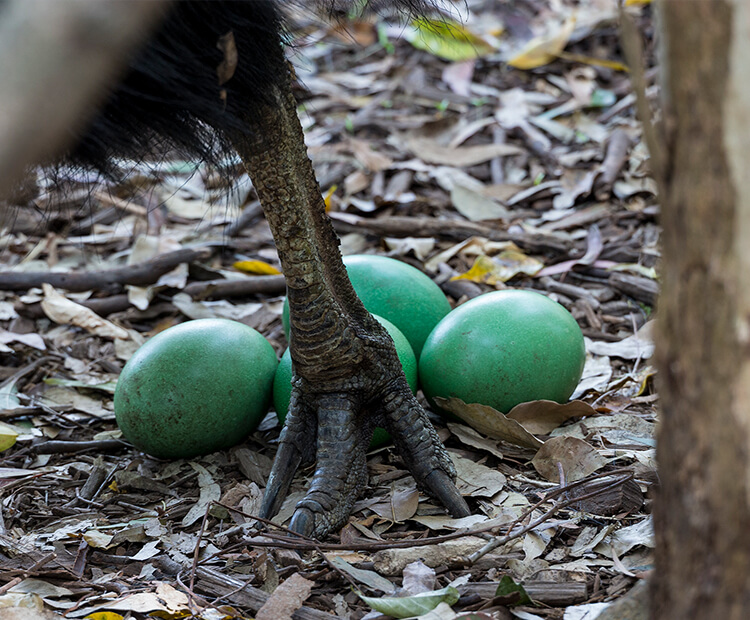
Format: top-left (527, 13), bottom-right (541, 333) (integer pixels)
top-left (0, 1), bottom-right (658, 618)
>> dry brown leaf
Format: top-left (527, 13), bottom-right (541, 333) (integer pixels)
top-left (406, 137), bottom-right (521, 166)
top-left (437, 398), bottom-right (544, 450)
top-left (327, 556), bottom-right (396, 593)
top-left (347, 137), bottom-right (393, 172)
top-left (402, 560), bottom-right (436, 595)
top-left (371, 484), bottom-right (420, 522)
top-left (41, 284), bottom-right (129, 340)
top-left (531, 436), bottom-right (609, 482)
top-left (450, 183), bottom-right (511, 221)
top-left (507, 400), bottom-right (597, 435)
top-left (452, 453), bottom-right (507, 497)
top-left (447, 422), bottom-right (504, 460)
top-left (508, 17), bottom-right (576, 69)
top-left (102, 584), bottom-right (189, 615)
top-left (256, 573), bottom-right (314, 620)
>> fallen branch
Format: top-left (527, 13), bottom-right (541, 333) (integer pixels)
top-left (15, 275), bottom-right (287, 318)
top-left (207, 470), bottom-right (635, 558)
top-left (329, 212), bottom-right (573, 255)
top-left (0, 247), bottom-right (212, 292)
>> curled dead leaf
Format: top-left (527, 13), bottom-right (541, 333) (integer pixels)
top-left (531, 436), bottom-right (609, 482)
top-left (436, 398), bottom-right (543, 451)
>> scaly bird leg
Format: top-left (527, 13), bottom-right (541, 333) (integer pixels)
top-left (228, 50), bottom-right (470, 539)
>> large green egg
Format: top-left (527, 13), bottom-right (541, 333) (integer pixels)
top-left (282, 255), bottom-right (451, 358)
top-left (273, 315), bottom-right (417, 449)
top-left (114, 318), bottom-right (278, 459)
top-left (419, 290), bottom-right (585, 414)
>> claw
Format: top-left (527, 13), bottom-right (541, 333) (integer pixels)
top-left (259, 439), bottom-right (302, 521)
top-left (259, 391), bottom-right (313, 521)
top-left (289, 507), bottom-right (315, 537)
top-left (424, 469), bottom-right (470, 518)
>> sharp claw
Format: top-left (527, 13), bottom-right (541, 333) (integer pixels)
top-left (424, 469), bottom-right (470, 518)
top-left (289, 507), bottom-right (315, 537)
top-left (259, 440), bottom-right (302, 520)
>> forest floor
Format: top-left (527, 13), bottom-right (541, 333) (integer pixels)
top-left (0, 1), bottom-right (658, 618)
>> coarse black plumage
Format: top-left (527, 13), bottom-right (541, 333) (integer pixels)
top-left (68, 0), bottom-right (433, 173)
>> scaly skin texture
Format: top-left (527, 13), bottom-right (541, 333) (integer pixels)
top-left (228, 47), bottom-right (470, 539)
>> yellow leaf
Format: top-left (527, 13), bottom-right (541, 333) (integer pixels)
top-left (625, 0), bottom-right (651, 5)
top-left (452, 255), bottom-right (498, 284)
top-left (232, 260), bottom-right (281, 275)
top-left (452, 251), bottom-right (543, 285)
top-left (149, 612), bottom-right (192, 620)
top-left (408, 18), bottom-right (495, 62)
top-left (557, 51), bottom-right (629, 72)
top-left (323, 185), bottom-right (338, 212)
top-left (84, 613), bottom-right (125, 620)
top-left (636, 367), bottom-right (656, 396)
top-left (508, 17), bottom-right (576, 70)
top-left (0, 421), bottom-right (18, 452)
top-left (607, 263), bottom-right (658, 279)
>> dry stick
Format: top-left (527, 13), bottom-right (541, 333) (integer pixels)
top-left (15, 275), bottom-right (287, 319)
top-left (595, 129), bottom-right (632, 199)
top-left (207, 470), bottom-right (634, 557)
top-left (31, 439), bottom-right (127, 454)
top-left (0, 356), bottom-right (56, 391)
top-left (0, 578), bottom-right (22, 595)
top-left (195, 567), bottom-right (336, 620)
top-left (468, 470), bottom-right (634, 563)
top-left (226, 200), bottom-right (264, 237)
top-left (91, 190), bottom-right (149, 219)
top-left (619, 7), bottom-right (665, 188)
top-left (246, 513), bottom-right (364, 593)
top-left (187, 506), bottom-right (214, 613)
top-left (0, 248), bottom-right (212, 292)
top-left (192, 507), bottom-right (351, 617)
top-left (328, 213), bottom-right (573, 255)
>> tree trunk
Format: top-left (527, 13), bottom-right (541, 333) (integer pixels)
top-left (653, 0), bottom-right (750, 617)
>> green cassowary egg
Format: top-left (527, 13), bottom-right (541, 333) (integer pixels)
top-left (282, 255), bottom-right (451, 358)
top-left (273, 315), bottom-right (417, 449)
top-left (419, 290), bottom-right (585, 414)
top-left (114, 318), bottom-right (278, 459)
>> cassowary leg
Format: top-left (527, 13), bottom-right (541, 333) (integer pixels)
top-left (227, 52), bottom-right (469, 539)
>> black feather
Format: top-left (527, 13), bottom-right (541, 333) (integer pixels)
top-left (68, 0), bottom-right (434, 174)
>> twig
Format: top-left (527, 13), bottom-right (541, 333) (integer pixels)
top-left (204, 471), bottom-right (634, 559)
top-left (0, 247), bottom-right (212, 292)
top-left (468, 470), bottom-right (634, 563)
top-left (30, 439), bottom-right (129, 454)
top-left (619, 6), bottom-right (665, 187)
top-left (188, 505), bottom-right (213, 609)
top-left (15, 274), bottom-right (287, 318)
top-left (328, 213), bottom-right (573, 255)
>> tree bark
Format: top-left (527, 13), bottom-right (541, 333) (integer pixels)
top-left (653, 0), bottom-right (750, 617)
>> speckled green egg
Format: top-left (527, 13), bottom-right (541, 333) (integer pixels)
top-left (114, 318), bottom-right (278, 459)
top-left (282, 255), bottom-right (451, 358)
top-left (273, 315), bottom-right (417, 449)
top-left (420, 290), bottom-right (585, 414)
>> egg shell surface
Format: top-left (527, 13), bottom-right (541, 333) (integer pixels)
top-left (419, 290), bottom-right (585, 414)
top-left (114, 318), bottom-right (278, 459)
